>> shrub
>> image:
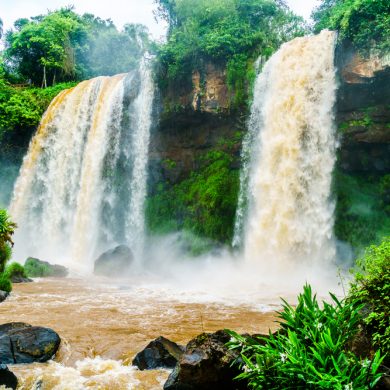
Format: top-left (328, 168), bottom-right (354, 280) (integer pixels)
top-left (0, 274), bottom-right (12, 293)
top-left (24, 257), bottom-right (52, 277)
top-left (349, 237), bottom-right (390, 361)
top-left (227, 284), bottom-right (384, 389)
top-left (5, 262), bottom-right (27, 279)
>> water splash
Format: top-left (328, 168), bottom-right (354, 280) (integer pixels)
top-left (10, 60), bottom-right (154, 270)
top-left (235, 30), bottom-right (338, 268)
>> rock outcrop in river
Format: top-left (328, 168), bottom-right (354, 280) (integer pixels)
top-left (0, 322), bottom-right (61, 364)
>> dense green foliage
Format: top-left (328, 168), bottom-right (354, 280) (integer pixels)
top-left (155, 0), bottom-right (306, 106)
top-left (24, 257), bottom-right (53, 277)
top-left (0, 209), bottom-right (16, 273)
top-left (334, 171), bottom-right (390, 252)
top-left (349, 238), bottom-right (390, 361)
top-left (0, 73), bottom-right (75, 141)
top-left (0, 209), bottom-right (16, 292)
top-left (3, 7), bottom-right (150, 86)
top-left (0, 274), bottom-right (12, 293)
top-left (228, 284), bottom-right (384, 389)
top-left (312, 0), bottom-right (390, 52)
top-left (147, 143), bottom-right (240, 244)
top-left (5, 262), bottom-right (27, 280)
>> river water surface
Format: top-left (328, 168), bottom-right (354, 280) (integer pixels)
top-left (0, 278), bottom-right (280, 389)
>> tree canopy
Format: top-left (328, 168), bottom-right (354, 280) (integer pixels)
top-left (154, 0), bottom-right (307, 105)
top-left (3, 7), bottom-right (151, 86)
top-left (312, 0), bottom-right (390, 52)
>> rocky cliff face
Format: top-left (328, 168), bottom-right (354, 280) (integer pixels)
top-left (336, 40), bottom-right (390, 173)
top-left (149, 62), bottom-right (243, 192)
top-left (150, 41), bottom-right (390, 193)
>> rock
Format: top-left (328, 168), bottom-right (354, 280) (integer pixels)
top-left (376, 366), bottom-right (390, 390)
top-left (0, 291), bottom-right (8, 303)
top-left (94, 245), bottom-right (134, 277)
top-left (164, 330), bottom-right (246, 390)
top-left (0, 364), bottom-right (18, 390)
top-left (10, 275), bottom-right (33, 283)
top-left (0, 334), bottom-right (14, 363)
top-left (24, 257), bottom-right (68, 278)
top-left (0, 322), bottom-right (61, 364)
top-left (133, 336), bottom-right (184, 370)
top-left (335, 39), bottom-right (390, 175)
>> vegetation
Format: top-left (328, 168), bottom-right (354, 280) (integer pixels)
top-left (0, 273), bottom-right (12, 293)
top-left (312, 0), bottom-right (390, 53)
top-left (349, 238), bottom-right (390, 362)
top-left (0, 75), bottom-right (76, 141)
top-left (147, 141), bottom-right (240, 245)
top-left (4, 262), bottom-right (27, 280)
top-left (24, 257), bottom-right (53, 277)
top-left (155, 0), bottom-right (306, 107)
top-left (3, 7), bottom-right (150, 86)
top-left (228, 238), bottom-right (390, 388)
top-left (0, 209), bottom-right (16, 292)
top-left (0, 209), bottom-right (16, 273)
top-left (334, 171), bottom-right (390, 252)
top-left (228, 284), bottom-right (384, 389)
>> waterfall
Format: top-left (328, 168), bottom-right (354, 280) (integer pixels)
top-left (234, 30), bottom-right (338, 268)
top-left (10, 60), bottom-right (154, 270)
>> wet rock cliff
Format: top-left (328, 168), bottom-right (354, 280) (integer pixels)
top-left (336, 40), bottom-right (390, 173)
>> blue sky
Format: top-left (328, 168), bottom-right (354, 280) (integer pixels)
top-left (1, 0), bottom-right (320, 39)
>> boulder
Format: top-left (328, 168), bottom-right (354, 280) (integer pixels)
top-left (24, 257), bottom-right (68, 278)
top-left (10, 275), bottom-right (33, 283)
top-left (164, 330), bottom-right (246, 390)
top-left (0, 364), bottom-right (18, 390)
top-left (376, 366), bottom-right (390, 390)
top-left (0, 291), bottom-right (8, 303)
top-left (0, 322), bottom-right (61, 364)
top-left (133, 336), bottom-right (184, 370)
top-left (94, 245), bottom-right (134, 277)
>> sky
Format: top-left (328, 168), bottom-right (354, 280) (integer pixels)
top-left (1, 0), bottom-right (320, 39)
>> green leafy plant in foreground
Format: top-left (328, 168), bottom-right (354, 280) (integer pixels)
top-left (227, 284), bottom-right (383, 389)
top-left (349, 237), bottom-right (390, 362)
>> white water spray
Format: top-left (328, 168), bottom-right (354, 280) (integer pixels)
top-left (10, 60), bottom-right (154, 270)
top-left (234, 30), bottom-right (338, 269)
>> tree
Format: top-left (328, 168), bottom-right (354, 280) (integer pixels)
top-left (4, 9), bottom-right (151, 85)
top-left (312, 0), bottom-right (390, 52)
top-left (0, 18), bottom-right (3, 39)
top-left (5, 8), bottom-right (88, 86)
top-left (155, 0), bottom-right (307, 99)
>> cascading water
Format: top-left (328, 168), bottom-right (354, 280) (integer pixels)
top-left (234, 30), bottom-right (338, 268)
top-left (10, 60), bottom-right (154, 270)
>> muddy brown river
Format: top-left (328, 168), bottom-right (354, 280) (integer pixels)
top-left (0, 278), bottom-right (281, 389)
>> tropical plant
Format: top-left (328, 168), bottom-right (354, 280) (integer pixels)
top-left (227, 284), bottom-right (384, 389)
top-left (0, 209), bottom-right (16, 273)
top-left (349, 237), bottom-right (390, 362)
